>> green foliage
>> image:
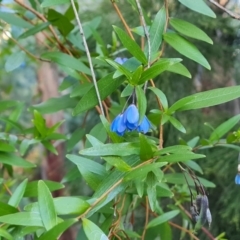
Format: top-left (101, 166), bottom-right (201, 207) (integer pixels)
top-left (0, 0), bottom-right (239, 239)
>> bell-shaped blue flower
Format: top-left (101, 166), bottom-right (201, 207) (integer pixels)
top-left (114, 57), bottom-right (128, 65)
top-left (110, 114), bottom-right (126, 136)
top-left (235, 174), bottom-right (240, 185)
top-left (123, 104), bottom-right (139, 130)
top-left (137, 115), bottom-right (151, 134)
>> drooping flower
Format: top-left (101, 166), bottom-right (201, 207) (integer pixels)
top-left (114, 57), bottom-right (128, 65)
top-left (235, 174), bottom-right (240, 185)
top-left (110, 104), bottom-right (152, 136)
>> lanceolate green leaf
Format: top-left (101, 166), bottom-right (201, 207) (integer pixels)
top-left (41, 0), bottom-right (69, 8)
top-left (5, 52), bottom-right (25, 72)
top-left (80, 143), bottom-right (140, 157)
top-left (148, 87), bottom-right (168, 110)
top-left (167, 62), bottom-right (191, 78)
top-left (82, 218), bottom-right (108, 240)
top-left (170, 18), bottom-right (213, 44)
top-left (136, 86), bottom-right (147, 123)
top-left (0, 202), bottom-right (18, 216)
top-left (148, 7), bottom-right (166, 56)
top-left (178, 0), bottom-right (216, 18)
top-left (0, 12), bottom-right (32, 28)
top-left (113, 26), bottom-right (147, 64)
top-left (73, 73), bottom-right (124, 115)
top-left (8, 179), bottom-right (28, 207)
top-left (0, 228), bottom-right (13, 240)
top-left (158, 152), bottom-right (205, 163)
top-left (209, 114), bottom-right (240, 142)
top-left (163, 32), bottom-right (210, 69)
top-left (147, 210), bottom-right (180, 228)
top-left (41, 52), bottom-right (91, 75)
top-left (169, 116), bottom-right (186, 133)
top-left (38, 181), bottom-right (57, 230)
top-left (38, 219), bottom-right (77, 240)
top-left (169, 86), bottom-right (240, 113)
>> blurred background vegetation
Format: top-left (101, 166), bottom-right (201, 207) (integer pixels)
top-left (1, 0), bottom-right (240, 239)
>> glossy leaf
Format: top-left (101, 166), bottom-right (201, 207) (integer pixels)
top-left (163, 32), bottom-right (210, 69)
top-left (155, 145), bottom-right (192, 155)
top-left (113, 26), bottom-right (147, 64)
top-left (146, 172), bottom-right (157, 211)
top-left (184, 160), bottom-right (203, 174)
top-left (38, 180), bottom-right (57, 230)
top-left (167, 62), bottom-right (191, 78)
top-left (24, 180), bottom-right (64, 197)
top-left (169, 116), bottom-right (186, 133)
top-left (170, 18), bottom-right (213, 44)
top-left (70, 83), bottom-right (93, 98)
top-left (8, 179), bottom-right (28, 207)
top-left (0, 153), bottom-right (36, 168)
top-left (147, 210), bottom-right (180, 228)
top-left (136, 86), bottom-right (147, 123)
top-left (102, 156), bottom-right (131, 172)
top-left (5, 52), bottom-right (25, 72)
top-left (73, 73), bottom-right (124, 115)
top-left (158, 152), bottom-right (205, 163)
top-left (139, 134), bottom-right (153, 161)
top-left (148, 87), bottom-right (168, 110)
top-left (209, 114), bottom-right (240, 142)
top-left (0, 202), bottom-right (18, 216)
top-left (82, 218), bottom-right (108, 240)
top-left (169, 86), bottom-right (240, 112)
top-left (0, 212), bottom-right (43, 227)
top-left (41, 52), bottom-right (91, 75)
top-left (18, 22), bottom-right (51, 39)
top-left (80, 142), bottom-right (139, 157)
top-left (148, 7), bottom-right (166, 56)
top-left (106, 59), bottom-right (132, 79)
top-left (38, 219), bottom-right (77, 240)
top-left (139, 58), bottom-right (182, 84)
top-left (0, 12), bottom-right (32, 28)
top-left (178, 0), bottom-right (216, 18)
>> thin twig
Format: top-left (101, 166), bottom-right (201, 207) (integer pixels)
top-left (70, 0), bottom-right (105, 116)
top-left (111, 0), bottom-right (135, 40)
top-left (2, 30), bottom-right (50, 62)
top-left (208, 0), bottom-right (240, 19)
top-left (141, 196), bottom-right (149, 240)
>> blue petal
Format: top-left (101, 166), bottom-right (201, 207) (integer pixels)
top-left (235, 174), bottom-right (240, 185)
top-left (117, 114), bottom-right (126, 133)
top-left (137, 116), bottom-right (151, 134)
top-left (126, 121), bottom-right (138, 130)
top-left (114, 57), bottom-right (128, 65)
top-left (124, 104), bottom-right (139, 125)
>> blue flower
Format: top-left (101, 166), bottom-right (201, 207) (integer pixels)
top-left (137, 116), bottom-right (151, 134)
top-left (235, 174), bottom-right (240, 185)
top-left (110, 104), bottom-right (152, 136)
top-left (114, 57), bottom-right (128, 65)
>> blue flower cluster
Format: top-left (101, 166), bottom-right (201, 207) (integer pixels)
top-left (235, 174), bottom-right (240, 185)
top-left (114, 57), bottom-right (128, 65)
top-left (111, 104), bottom-right (151, 136)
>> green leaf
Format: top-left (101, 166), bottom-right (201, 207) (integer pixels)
top-left (20, 139), bottom-right (40, 156)
top-left (124, 162), bottom-right (166, 181)
top-left (70, 83), bottom-right (93, 98)
top-left (169, 86), bottom-right (240, 112)
top-left (41, 0), bottom-right (69, 7)
top-left (41, 52), bottom-right (90, 75)
top-left (0, 228), bottom-right (13, 240)
top-left (38, 219), bottom-right (77, 240)
top-left (148, 7), bottom-right (166, 56)
top-left (164, 173), bottom-right (216, 188)
top-left (184, 160), bottom-right (203, 174)
top-left (67, 128), bottom-right (85, 152)
top-left (113, 25), bottom-right (147, 64)
top-left (0, 141), bottom-right (15, 152)
top-left (139, 134), bottom-right (153, 161)
top-left (146, 172), bottom-right (157, 211)
top-left (155, 145), bottom-right (192, 155)
top-left (8, 179), bottom-right (28, 207)
top-left (169, 116), bottom-right (186, 133)
top-left (0, 153), bottom-right (36, 168)
top-left (18, 22), bottom-right (51, 39)
top-left (0, 12), bottom-right (32, 28)
top-left (121, 84), bottom-right (134, 97)
top-left (209, 114), bottom-right (240, 142)
top-left (167, 62), bottom-right (191, 78)
top-left (106, 59), bottom-right (132, 79)
top-left (158, 152), bottom-right (205, 163)
top-left (80, 143), bottom-right (139, 157)
top-left (147, 210), bottom-right (180, 228)
top-left (136, 86), bottom-right (147, 123)
top-left (5, 52), bottom-right (25, 72)
top-left (0, 202), bottom-right (18, 216)
top-left (139, 58), bottom-right (182, 84)
top-left (42, 141), bottom-right (58, 155)
top-left (0, 100), bottom-right (18, 112)
top-left (33, 94), bottom-right (78, 114)
top-left (24, 180), bottom-right (64, 197)
top-left (178, 0), bottom-right (216, 18)
top-left (163, 32), bottom-right (210, 69)
top-left (82, 218), bottom-right (108, 240)
top-left (170, 18), bottom-right (213, 44)
top-left (102, 156), bottom-right (131, 172)
top-left (0, 212), bottom-right (43, 227)
top-left (130, 65), bottom-right (143, 85)
top-left (148, 87), bottom-right (168, 110)
top-left (73, 73), bottom-right (124, 115)
top-left (38, 180), bottom-right (57, 230)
